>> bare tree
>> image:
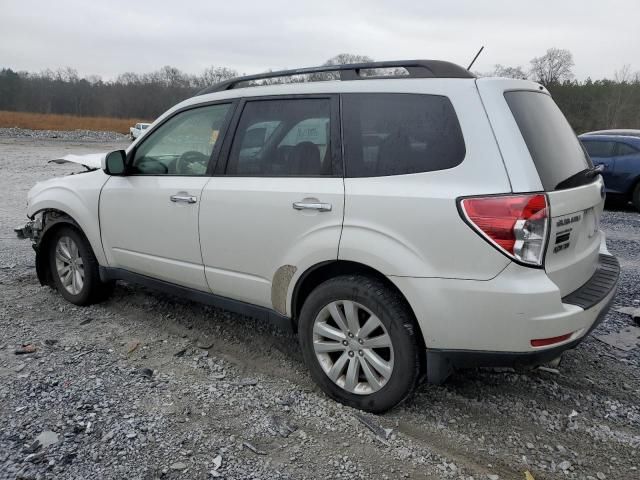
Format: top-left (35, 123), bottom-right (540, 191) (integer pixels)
top-left (605, 64), bottom-right (635, 128)
top-left (614, 64), bottom-right (632, 84)
top-left (116, 72), bottom-right (141, 85)
top-left (198, 66), bottom-right (238, 88)
top-left (529, 48), bottom-right (574, 85)
top-left (309, 53), bottom-right (375, 81)
top-left (324, 53), bottom-right (373, 66)
top-left (492, 64), bottom-right (528, 79)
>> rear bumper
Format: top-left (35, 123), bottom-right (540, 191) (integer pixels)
top-left (428, 278), bottom-right (615, 366)
top-left (389, 253), bottom-right (619, 382)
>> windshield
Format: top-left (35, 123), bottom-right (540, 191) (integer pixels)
top-left (505, 90), bottom-right (591, 191)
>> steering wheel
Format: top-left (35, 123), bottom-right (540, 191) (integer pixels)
top-left (176, 150), bottom-right (208, 174)
top-left (135, 158), bottom-right (168, 174)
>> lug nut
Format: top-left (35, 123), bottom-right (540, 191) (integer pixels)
top-left (358, 350), bottom-right (364, 356)
top-left (358, 338), bottom-right (364, 344)
top-left (342, 340), bottom-right (348, 346)
top-left (348, 351), bottom-right (355, 357)
top-left (348, 332), bottom-right (354, 338)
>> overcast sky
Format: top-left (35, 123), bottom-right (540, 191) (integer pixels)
top-left (1, 0), bottom-right (638, 80)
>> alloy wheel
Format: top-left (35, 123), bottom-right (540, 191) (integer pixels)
top-left (54, 235), bottom-right (84, 295)
top-left (312, 300), bottom-right (394, 395)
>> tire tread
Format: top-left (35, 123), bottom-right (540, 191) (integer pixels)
top-left (299, 274), bottom-right (422, 413)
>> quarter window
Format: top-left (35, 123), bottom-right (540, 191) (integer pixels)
top-left (226, 99), bottom-right (332, 176)
top-left (131, 103), bottom-right (231, 175)
top-left (342, 93), bottom-right (465, 177)
top-left (615, 142), bottom-right (639, 156)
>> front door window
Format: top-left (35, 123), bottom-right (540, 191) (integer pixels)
top-left (132, 103), bottom-right (231, 175)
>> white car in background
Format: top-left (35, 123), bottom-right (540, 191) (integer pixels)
top-left (129, 122), bottom-right (151, 140)
top-left (17, 59), bottom-right (619, 412)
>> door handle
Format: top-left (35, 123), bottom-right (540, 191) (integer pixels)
top-left (292, 200), bottom-right (332, 212)
top-left (170, 193), bottom-right (197, 204)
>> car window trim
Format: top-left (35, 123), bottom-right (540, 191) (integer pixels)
top-left (216, 94), bottom-right (343, 178)
top-left (125, 99), bottom-right (238, 177)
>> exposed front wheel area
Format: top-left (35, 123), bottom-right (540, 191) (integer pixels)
top-left (48, 225), bottom-right (113, 305)
top-left (299, 275), bottom-right (422, 413)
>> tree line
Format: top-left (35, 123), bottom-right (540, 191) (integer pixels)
top-left (0, 50), bottom-right (639, 133)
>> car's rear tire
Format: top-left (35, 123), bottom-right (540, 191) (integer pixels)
top-left (298, 274), bottom-right (422, 413)
top-left (632, 182), bottom-right (640, 212)
top-left (48, 226), bottom-right (113, 305)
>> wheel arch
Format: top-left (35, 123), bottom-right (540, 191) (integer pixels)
top-left (27, 180), bottom-right (106, 266)
top-left (290, 260), bottom-right (424, 344)
top-left (32, 209), bottom-right (88, 287)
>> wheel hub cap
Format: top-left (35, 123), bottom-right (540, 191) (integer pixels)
top-left (312, 300), bottom-right (394, 395)
top-left (55, 236), bottom-right (84, 295)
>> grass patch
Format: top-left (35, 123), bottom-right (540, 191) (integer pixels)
top-left (0, 111), bottom-right (151, 134)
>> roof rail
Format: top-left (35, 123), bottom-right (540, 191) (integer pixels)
top-left (196, 59), bottom-right (474, 96)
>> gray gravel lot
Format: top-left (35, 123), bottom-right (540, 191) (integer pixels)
top-left (0, 132), bottom-right (639, 480)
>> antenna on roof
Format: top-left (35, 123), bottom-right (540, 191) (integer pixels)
top-left (466, 46), bottom-right (484, 71)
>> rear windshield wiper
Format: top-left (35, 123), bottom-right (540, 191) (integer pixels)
top-left (585, 164), bottom-right (605, 177)
top-left (555, 165), bottom-right (603, 190)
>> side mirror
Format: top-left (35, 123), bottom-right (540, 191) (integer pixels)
top-left (103, 150), bottom-right (127, 175)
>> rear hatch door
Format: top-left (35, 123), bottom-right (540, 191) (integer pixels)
top-left (477, 79), bottom-right (604, 297)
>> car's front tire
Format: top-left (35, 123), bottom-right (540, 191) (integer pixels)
top-left (48, 226), bottom-right (112, 305)
top-left (298, 275), bottom-right (422, 413)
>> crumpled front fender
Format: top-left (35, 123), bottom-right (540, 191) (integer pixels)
top-left (27, 170), bottom-right (109, 266)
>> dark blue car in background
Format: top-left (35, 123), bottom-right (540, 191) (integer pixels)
top-left (579, 131), bottom-right (640, 211)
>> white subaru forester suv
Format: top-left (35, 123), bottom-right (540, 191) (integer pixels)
top-left (18, 60), bottom-right (619, 412)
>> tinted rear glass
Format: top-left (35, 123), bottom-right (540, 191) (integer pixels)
top-left (226, 99), bottom-right (332, 176)
top-left (504, 91), bottom-right (591, 191)
top-left (616, 142), bottom-right (639, 156)
top-left (582, 140), bottom-right (615, 158)
top-left (342, 93), bottom-right (465, 177)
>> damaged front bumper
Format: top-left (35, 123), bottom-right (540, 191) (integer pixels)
top-left (15, 220), bottom-right (36, 240)
top-left (15, 222), bottom-right (34, 239)
top-left (14, 213), bottom-right (43, 242)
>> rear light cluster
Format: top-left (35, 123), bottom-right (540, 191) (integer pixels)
top-left (460, 194), bottom-right (549, 267)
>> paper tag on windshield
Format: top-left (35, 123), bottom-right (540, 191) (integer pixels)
top-left (209, 130), bottom-right (219, 145)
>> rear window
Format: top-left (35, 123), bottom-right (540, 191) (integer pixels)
top-left (342, 93), bottom-right (465, 177)
top-left (505, 91), bottom-right (591, 191)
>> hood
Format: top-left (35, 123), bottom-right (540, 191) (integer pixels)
top-left (49, 152), bottom-right (106, 170)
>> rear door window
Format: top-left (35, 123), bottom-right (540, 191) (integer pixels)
top-left (504, 91), bottom-right (591, 190)
top-left (342, 93), bottom-right (465, 177)
top-left (226, 98), bottom-right (332, 176)
top-left (582, 140), bottom-right (615, 158)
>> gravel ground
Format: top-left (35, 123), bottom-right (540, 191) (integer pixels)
top-left (0, 128), bottom-right (128, 143)
top-left (0, 132), bottom-right (639, 480)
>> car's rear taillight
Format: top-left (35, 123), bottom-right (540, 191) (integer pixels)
top-left (459, 194), bottom-right (549, 267)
